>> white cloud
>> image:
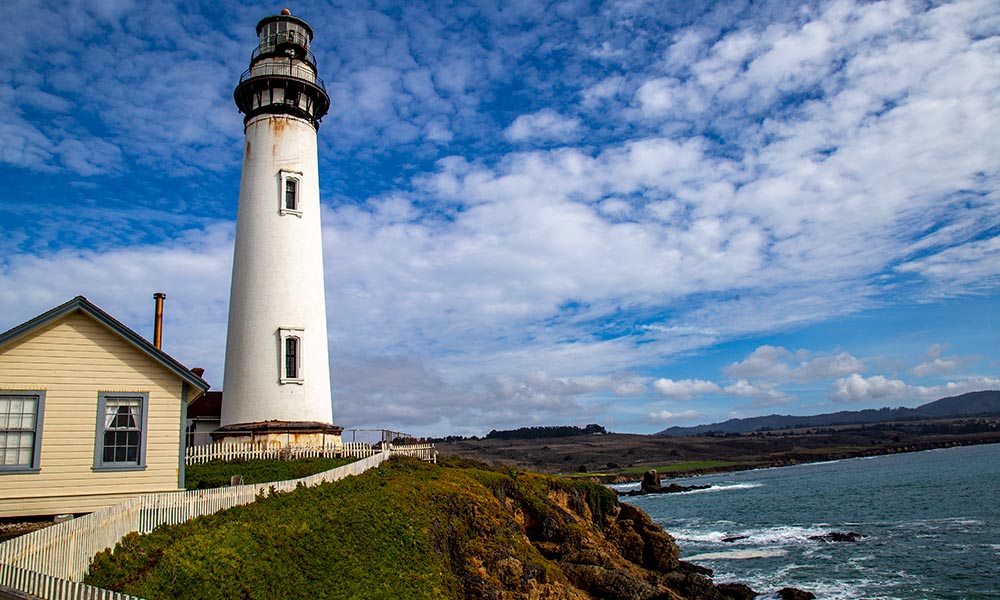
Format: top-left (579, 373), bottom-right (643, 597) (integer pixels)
top-left (648, 409), bottom-right (703, 423)
top-left (635, 78), bottom-right (676, 116)
top-left (725, 346), bottom-right (793, 380)
top-left (505, 109), bottom-right (582, 143)
top-left (725, 346), bottom-right (865, 383)
top-left (830, 374), bottom-right (910, 403)
top-left (896, 236), bottom-right (1000, 297)
top-left (911, 343), bottom-right (976, 377)
top-left (652, 378), bottom-right (720, 400)
top-left (830, 373), bottom-right (1000, 404)
top-left (796, 351), bottom-right (866, 380)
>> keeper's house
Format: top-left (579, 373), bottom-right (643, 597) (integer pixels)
top-left (0, 296), bottom-right (208, 518)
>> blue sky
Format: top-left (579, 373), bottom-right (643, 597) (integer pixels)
top-left (1, 0), bottom-right (998, 436)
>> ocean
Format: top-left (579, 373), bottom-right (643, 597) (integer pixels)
top-left (617, 443), bottom-right (1000, 599)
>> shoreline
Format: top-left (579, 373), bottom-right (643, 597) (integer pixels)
top-left (594, 435), bottom-right (1000, 485)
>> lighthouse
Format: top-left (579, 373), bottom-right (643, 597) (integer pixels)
top-left (216, 9), bottom-right (341, 447)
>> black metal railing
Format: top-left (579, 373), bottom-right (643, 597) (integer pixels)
top-left (239, 63), bottom-right (326, 91)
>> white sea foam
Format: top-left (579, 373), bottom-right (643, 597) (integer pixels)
top-left (670, 530), bottom-right (733, 543)
top-left (607, 482), bottom-right (640, 491)
top-left (754, 581), bottom-right (905, 600)
top-left (610, 481), bottom-right (761, 494)
top-left (677, 482), bottom-right (762, 495)
top-left (683, 548), bottom-right (788, 560)
top-left (673, 524), bottom-right (832, 546)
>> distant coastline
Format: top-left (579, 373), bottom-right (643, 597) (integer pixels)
top-left (601, 435), bottom-right (1000, 484)
top-left (439, 419), bottom-right (1000, 484)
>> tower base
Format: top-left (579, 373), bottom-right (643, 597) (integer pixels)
top-left (211, 420), bottom-right (343, 449)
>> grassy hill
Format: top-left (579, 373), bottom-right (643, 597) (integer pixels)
top-left (85, 456), bottom-right (743, 600)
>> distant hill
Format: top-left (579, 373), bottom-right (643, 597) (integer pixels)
top-left (656, 390), bottom-right (1000, 437)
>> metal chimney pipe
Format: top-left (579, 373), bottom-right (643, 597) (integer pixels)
top-left (153, 292), bottom-right (166, 349)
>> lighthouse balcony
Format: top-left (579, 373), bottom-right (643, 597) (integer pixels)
top-left (240, 63), bottom-right (326, 91)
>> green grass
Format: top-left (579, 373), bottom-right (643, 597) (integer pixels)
top-left (86, 457), bottom-right (619, 600)
top-left (184, 457), bottom-right (358, 490)
top-left (615, 460), bottom-right (740, 475)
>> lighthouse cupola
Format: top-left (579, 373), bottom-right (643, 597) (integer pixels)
top-left (234, 8), bottom-right (330, 128)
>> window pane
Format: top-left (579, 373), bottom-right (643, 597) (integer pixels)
top-left (100, 395), bottom-right (143, 465)
top-left (285, 179), bottom-right (297, 210)
top-left (1, 395), bottom-right (39, 468)
top-left (285, 337), bottom-right (298, 378)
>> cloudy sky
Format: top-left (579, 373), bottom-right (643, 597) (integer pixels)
top-left (2, 0), bottom-right (999, 436)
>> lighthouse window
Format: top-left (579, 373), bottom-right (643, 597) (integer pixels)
top-left (285, 179), bottom-right (297, 210)
top-left (278, 170), bottom-right (303, 216)
top-left (279, 327), bottom-right (304, 384)
top-left (285, 337), bottom-right (299, 379)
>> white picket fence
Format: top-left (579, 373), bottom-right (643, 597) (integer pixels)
top-left (387, 443), bottom-right (437, 463)
top-left (185, 441), bottom-right (434, 465)
top-left (0, 450), bottom-right (393, 600)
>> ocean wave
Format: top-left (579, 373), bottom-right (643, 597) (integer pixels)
top-left (607, 482), bottom-right (640, 491)
top-left (673, 524), bottom-right (832, 546)
top-left (676, 482), bottom-right (762, 495)
top-left (609, 481), bottom-right (761, 494)
top-left (682, 548), bottom-right (788, 561)
top-left (754, 581), bottom-right (906, 600)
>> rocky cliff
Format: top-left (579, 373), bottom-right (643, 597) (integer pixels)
top-left (87, 457), bottom-right (798, 599)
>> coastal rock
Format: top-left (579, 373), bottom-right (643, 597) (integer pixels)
top-left (808, 531), bottom-right (863, 543)
top-left (716, 582), bottom-right (758, 600)
top-left (562, 564), bottom-right (661, 600)
top-left (721, 535), bottom-right (749, 543)
top-left (678, 560), bottom-right (713, 576)
top-left (777, 587), bottom-right (816, 600)
top-left (620, 470), bottom-right (711, 496)
top-left (641, 469), bottom-right (663, 493)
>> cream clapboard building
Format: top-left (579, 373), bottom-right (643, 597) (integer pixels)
top-left (0, 296), bottom-right (208, 518)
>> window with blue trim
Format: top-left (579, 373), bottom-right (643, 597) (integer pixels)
top-left (0, 390), bottom-right (45, 473)
top-left (94, 392), bottom-right (148, 470)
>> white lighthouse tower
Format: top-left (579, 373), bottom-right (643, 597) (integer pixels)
top-left (217, 9), bottom-right (341, 447)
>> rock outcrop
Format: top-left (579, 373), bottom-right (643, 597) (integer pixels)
top-left (808, 531), bottom-right (863, 543)
top-left (620, 470), bottom-right (712, 496)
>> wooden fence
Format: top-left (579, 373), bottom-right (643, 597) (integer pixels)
top-left (0, 562), bottom-right (140, 600)
top-left (0, 450), bottom-right (393, 599)
top-left (387, 443), bottom-right (437, 463)
top-left (184, 441), bottom-right (434, 465)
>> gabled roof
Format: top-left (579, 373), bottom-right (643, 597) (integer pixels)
top-left (0, 295), bottom-right (210, 394)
